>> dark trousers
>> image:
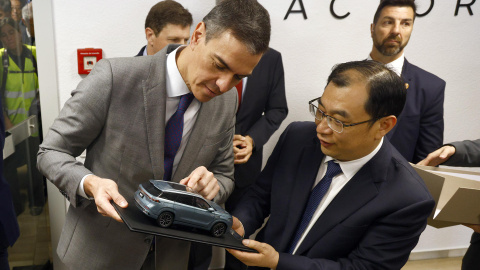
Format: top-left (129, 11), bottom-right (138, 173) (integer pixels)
top-left (223, 186), bottom-right (250, 270)
top-left (462, 232), bottom-right (480, 270)
top-left (0, 230), bottom-right (10, 270)
top-left (188, 243), bottom-right (212, 270)
top-left (141, 243), bottom-right (155, 270)
top-left (4, 137), bottom-right (45, 215)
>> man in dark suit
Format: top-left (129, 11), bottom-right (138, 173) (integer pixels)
top-left (37, 1), bottom-right (270, 269)
top-left (136, 0), bottom-right (192, 56)
top-left (368, 0), bottom-right (445, 163)
top-left (0, 93), bottom-right (20, 269)
top-left (419, 139), bottom-right (480, 270)
top-left (227, 60), bottom-right (434, 269)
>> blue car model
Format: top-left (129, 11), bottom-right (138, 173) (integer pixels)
top-left (134, 180), bottom-right (233, 237)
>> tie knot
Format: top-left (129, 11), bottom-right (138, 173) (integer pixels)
top-left (325, 160), bottom-right (342, 178)
top-left (177, 93), bottom-right (195, 112)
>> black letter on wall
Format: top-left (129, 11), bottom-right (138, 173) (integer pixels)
top-left (416, 0), bottom-right (434, 17)
top-left (455, 0), bottom-right (476, 16)
top-left (284, 0), bottom-right (308, 20)
top-left (330, 0), bottom-right (350, 19)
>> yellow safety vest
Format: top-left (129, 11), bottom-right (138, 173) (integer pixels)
top-left (0, 45), bottom-right (39, 127)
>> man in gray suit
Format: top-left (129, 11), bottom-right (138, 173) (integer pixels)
top-left (37, 1), bottom-right (270, 269)
top-left (418, 139), bottom-right (480, 270)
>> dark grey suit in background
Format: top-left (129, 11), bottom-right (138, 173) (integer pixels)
top-left (37, 45), bottom-right (236, 270)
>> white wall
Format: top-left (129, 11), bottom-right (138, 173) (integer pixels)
top-left (39, 0), bottom-right (480, 259)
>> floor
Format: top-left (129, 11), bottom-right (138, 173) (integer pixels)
top-left (7, 202), bottom-right (52, 270)
top-left (7, 166), bottom-right (52, 270)
top-left (402, 257), bottom-right (462, 270)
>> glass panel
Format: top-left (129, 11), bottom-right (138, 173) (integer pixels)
top-left (1, 2), bottom-right (52, 269)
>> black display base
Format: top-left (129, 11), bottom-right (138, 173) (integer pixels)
top-left (112, 199), bottom-right (256, 253)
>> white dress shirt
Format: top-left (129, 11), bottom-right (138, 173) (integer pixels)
top-left (239, 77), bottom-right (248, 97)
top-left (291, 138), bottom-right (384, 254)
top-left (367, 53), bottom-right (404, 77)
top-left (78, 46), bottom-right (200, 198)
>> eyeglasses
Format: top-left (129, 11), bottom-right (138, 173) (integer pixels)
top-left (308, 97), bottom-right (376, 133)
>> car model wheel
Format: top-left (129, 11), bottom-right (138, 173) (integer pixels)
top-left (157, 212), bottom-right (174, 228)
top-left (211, 222), bottom-right (227, 237)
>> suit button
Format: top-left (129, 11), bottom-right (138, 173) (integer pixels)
top-left (144, 237), bottom-right (152, 244)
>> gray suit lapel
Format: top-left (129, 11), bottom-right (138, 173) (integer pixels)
top-left (143, 49), bottom-right (169, 179)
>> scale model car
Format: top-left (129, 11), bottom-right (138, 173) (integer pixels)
top-left (134, 180), bottom-right (233, 237)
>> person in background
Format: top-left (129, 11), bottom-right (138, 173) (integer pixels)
top-left (37, 0), bottom-right (271, 269)
top-left (0, 17), bottom-right (44, 216)
top-left (227, 60), bottom-right (434, 270)
top-left (8, 0), bottom-right (21, 23)
top-left (367, 0), bottom-right (445, 163)
top-left (0, 85), bottom-right (20, 270)
top-left (136, 0), bottom-right (192, 56)
top-left (0, 0), bottom-right (10, 21)
top-left (9, 0), bottom-right (29, 45)
top-left (418, 139), bottom-right (480, 270)
top-left (0, 0), bottom-right (11, 50)
top-left (21, 2), bottom-right (33, 45)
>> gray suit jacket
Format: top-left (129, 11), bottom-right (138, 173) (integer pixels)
top-left (37, 45), bottom-right (236, 269)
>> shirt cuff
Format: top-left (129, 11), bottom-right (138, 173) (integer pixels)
top-left (78, 174), bottom-right (94, 200)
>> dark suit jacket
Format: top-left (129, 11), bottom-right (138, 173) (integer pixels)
top-left (387, 59), bottom-right (445, 163)
top-left (0, 97), bottom-right (20, 247)
top-left (234, 122), bottom-right (435, 270)
top-left (234, 48), bottom-right (288, 189)
top-left (136, 45), bottom-right (146, 57)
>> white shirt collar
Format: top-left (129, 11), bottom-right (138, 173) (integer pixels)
top-left (166, 46), bottom-right (190, 98)
top-left (324, 137), bottom-right (384, 180)
top-left (367, 53), bottom-right (405, 77)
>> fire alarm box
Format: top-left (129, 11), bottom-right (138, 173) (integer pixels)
top-left (77, 48), bottom-right (103, 74)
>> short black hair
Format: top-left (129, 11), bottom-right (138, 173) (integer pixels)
top-left (327, 60), bottom-right (406, 123)
top-left (373, 0), bottom-right (417, 24)
top-left (203, 0), bottom-right (271, 55)
top-left (145, 0), bottom-right (193, 36)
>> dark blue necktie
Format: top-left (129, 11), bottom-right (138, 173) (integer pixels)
top-left (287, 160), bottom-right (342, 254)
top-left (164, 93), bottom-right (195, 180)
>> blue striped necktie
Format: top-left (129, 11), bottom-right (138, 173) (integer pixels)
top-left (164, 93), bottom-right (195, 180)
top-left (287, 160), bottom-right (342, 254)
